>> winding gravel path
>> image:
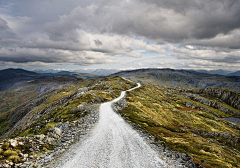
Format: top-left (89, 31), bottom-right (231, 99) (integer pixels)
top-left (57, 82), bottom-right (168, 168)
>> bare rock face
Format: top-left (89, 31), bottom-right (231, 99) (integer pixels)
top-left (199, 88), bottom-right (240, 110)
top-left (184, 93), bottom-right (240, 115)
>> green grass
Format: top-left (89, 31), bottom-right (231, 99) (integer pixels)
top-left (0, 84), bottom-right (39, 114)
top-left (4, 77), bottom-right (136, 138)
top-left (118, 84), bottom-right (240, 168)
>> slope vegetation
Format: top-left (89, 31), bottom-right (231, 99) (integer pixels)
top-left (0, 77), bottom-right (137, 167)
top-left (1, 75), bottom-right (239, 167)
top-left (118, 84), bottom-right (240, 168)
top-left (0, 77), bottom-right (136, 138)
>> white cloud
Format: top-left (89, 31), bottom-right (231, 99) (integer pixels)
top-left (186, 45), bottom-right (194, 49)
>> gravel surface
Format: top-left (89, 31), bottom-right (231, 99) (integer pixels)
top-left (53, 83), bottom-right (169, 168)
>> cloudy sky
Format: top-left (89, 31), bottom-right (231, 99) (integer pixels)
top-left (0, 0), bottom-right (240, 71)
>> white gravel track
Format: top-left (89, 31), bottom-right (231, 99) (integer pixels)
top-left (58, 82), bottom-right (168, 168)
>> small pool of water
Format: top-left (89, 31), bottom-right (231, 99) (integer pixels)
top-left (223, 117), bottom-right (240, 125)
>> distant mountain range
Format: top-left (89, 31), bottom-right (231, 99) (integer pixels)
top-left (183, 69), bottom-right (236, 76)
top-left (34, 69), bottom-right (120, 76)
top-left (34, 68), bottom-right (240, 76)
top-left (1, 68), bottom-right (240, 92)
top-left (0, 68), bottom-right (40, 91)
top-left (33, 69), bottom-right (61, 74)
top-left (0, 68), bottom-right (95, 91)
top-left (74, 69), bottom-right (120, 76)
top-left (111, 68), bottom-right (240, 92)
top-left (227, 70), bottom-right (240, 76)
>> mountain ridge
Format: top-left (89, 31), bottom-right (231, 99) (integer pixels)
top-left (183, 69), bottom-right (234, 76)
top-left (0, 68), bottom-right (96, 91)
top-left (228, 70), bottom-right (240, 77)
top-left (110, 68), bottom-right (240, 92)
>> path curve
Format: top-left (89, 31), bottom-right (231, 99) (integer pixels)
top-left (57, 80), bottom-right (167, 168)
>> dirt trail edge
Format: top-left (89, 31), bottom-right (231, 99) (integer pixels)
top-left (53, 79), bottom-right (170, 168)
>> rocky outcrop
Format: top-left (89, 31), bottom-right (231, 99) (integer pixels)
top-left (167, 87), bottom-right (240, 117)
top-left (184, 93), bottom-right (240, 116)
top-left (0, 108), bottom-right (99, 168)
top-left (0, 95), bottom-right (48, 139)
top-left (192, 129), bottom-right (239, 148)
top-left (198, 88), bottom-right (240, 110)
top-left (183, 101), bottom-right (219, 116)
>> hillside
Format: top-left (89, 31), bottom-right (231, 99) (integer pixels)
top-left (111, 68), bottom-right (240, 92)
top-left (0, 77), bottom-right (135, 138)
top-left (0, 68), bottom-right (96, 91)
top-left (0, 76), bottom-right (139, 167)
top-left (0, 69), bottom-right (40, 91)
top-left (228, 71), bottom-right (240, 77)
top-left (0, 74), bottom-right (239, 167)
top-left (117, 84), bottom-right (240, 167)
top-left (0, 69), bottom-right (87, 127)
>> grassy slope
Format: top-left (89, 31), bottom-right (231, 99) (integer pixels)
top-left (1, 75), bottom-right (239, 167)
top-left (118, 84), bottom-right (240, 168)
top-left (4, 77), bottom-right (136, 138)
top-left (0, 83), bottom-right (41, 136)
top-left (0, 73), bottom-right (90, 136)
top-left (0, 84), bottom-right (39, 114)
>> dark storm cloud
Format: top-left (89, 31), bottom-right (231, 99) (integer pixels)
top-left (6, 0), bottom-right (240, 48)
top-left (185, 29), bottom-right (240, 49)
top-left (0, 48), bottom-right (61, 63)
top-left (0, 18), bottom-right (17, 39)
top-left (140, 0), bottom-right (238, 14)
top-left (92, 0), bottom-right (240, 43)
top-left (0, 47), bottom-right (117, 65)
